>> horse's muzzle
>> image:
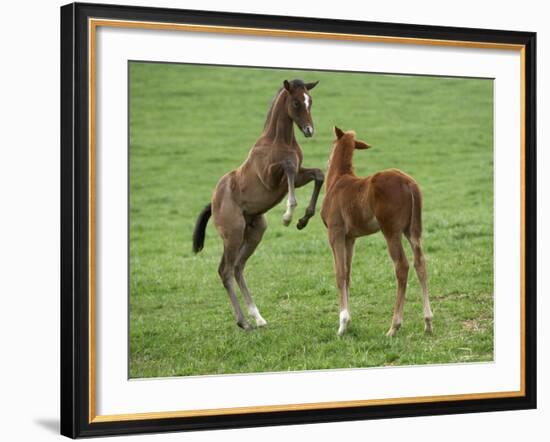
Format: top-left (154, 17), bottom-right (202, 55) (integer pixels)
top-left (303, 125), bottom-right (314, 137)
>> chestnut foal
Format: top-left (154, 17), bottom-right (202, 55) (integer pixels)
top-left (192, 80), bottom-right (324, 330)
top-left (321, 127), bottom-right (433, 337)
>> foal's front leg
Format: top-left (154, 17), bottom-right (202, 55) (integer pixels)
top-left (329, 230), bottom-right (350, 336)
top-left (295, 167), bottom-right (325, 230)
top-left (281, 159), bottom-right (298, 226)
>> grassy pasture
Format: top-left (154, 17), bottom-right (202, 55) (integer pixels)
top-left (129, 62), bottom-right (494, 378)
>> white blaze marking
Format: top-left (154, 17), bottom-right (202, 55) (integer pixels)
top-left (304, 93), bottom-right (310, 112)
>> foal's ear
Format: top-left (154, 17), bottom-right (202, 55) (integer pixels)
top-left (355, 140), bottom-right (372, 150)
top-left (283, 80), bottom-right (292, 92)
top-left (334, 126), bottom-right (345, 139)
top-left (305, 80), bottom-right (319, 90)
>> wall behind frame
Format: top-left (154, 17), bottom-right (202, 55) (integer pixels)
top-left (0, 0), bottom-right (545, 441)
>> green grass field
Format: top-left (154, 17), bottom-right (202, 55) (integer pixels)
top-left (129, 62), bottom-right (494, 378)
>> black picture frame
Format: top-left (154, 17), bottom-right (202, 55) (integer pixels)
top-left (60, 2), bottom-right (537, 438)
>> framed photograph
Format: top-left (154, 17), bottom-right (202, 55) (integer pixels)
top-left (60, 2), bottom-right (536, 438)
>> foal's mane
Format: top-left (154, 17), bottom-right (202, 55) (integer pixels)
top-left (263, 87), bottom-right (284, 130)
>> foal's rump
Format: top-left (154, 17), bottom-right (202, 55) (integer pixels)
top-left (370, 169), bottom-right (422, 236)
top-left (192, 171), bottom-right (238, 254)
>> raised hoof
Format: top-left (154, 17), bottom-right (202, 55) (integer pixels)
top-left (296, 217), bottom-right (309, 230)
top-left (237, 320), bottom-right (253, 331)
top-left (256, 317), bottom-right (267, 327)
top-left (282, 217), bottom-right (292, 227)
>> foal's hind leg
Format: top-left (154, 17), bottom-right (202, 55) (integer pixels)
top-left (383, 232), bottom-right (410, 337)
top-left (234, 215), bottom-right (268, 327)
top-left (406, 234), bottom-right (433, 333)
top-left (217, 218), bottom-right (251, 330)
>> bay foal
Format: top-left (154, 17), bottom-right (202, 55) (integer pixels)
top-left (193, 79), bottom-right (324, 330)
top-left (321, 127), bottom-right (433, 337)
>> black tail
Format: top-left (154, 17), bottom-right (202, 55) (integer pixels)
top-left (192, 203), bottom-right (212, 254)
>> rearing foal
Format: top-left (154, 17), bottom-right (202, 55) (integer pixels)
top-left (321, 127), bottom-right (433, 337)
top-left (192, 79), bottom-right (325, 330)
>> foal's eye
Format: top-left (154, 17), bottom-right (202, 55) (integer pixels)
top-left (292, 100), bottom-right (300, 109)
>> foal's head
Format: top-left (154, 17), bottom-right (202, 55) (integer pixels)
top-left (330, 126), bottom-right (371, 157)
top-left (327, 127), bottom-right (372, 180)
top-left (283, 79), bottom-right (319, 138)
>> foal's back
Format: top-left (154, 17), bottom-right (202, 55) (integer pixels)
top-left (323, 170), bottom-right (417, 237)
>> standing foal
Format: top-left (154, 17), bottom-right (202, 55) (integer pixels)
top-left (321, 127), bottom-right (433, 337)
top-left (192, 79), bottom-right (324, 330)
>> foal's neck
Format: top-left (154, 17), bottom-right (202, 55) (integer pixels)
top-left (326, 139), bottom-right (356, 191)
top-left (263, 91), bottom-right (296, 145)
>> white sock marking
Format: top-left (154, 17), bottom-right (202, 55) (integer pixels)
top-left (283, 198), bottom-right (296, 223)
top-left (249, 305), bottom-right (267, 326)
top-left (338, 309), bottom-right (350, 336)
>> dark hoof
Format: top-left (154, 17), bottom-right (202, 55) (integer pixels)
top-left (297, 217), bottom-right (309, 230)
top-left (237, 321), bottom-right (252, 331)
top-left (424, 320), bottom-right (433, 334)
